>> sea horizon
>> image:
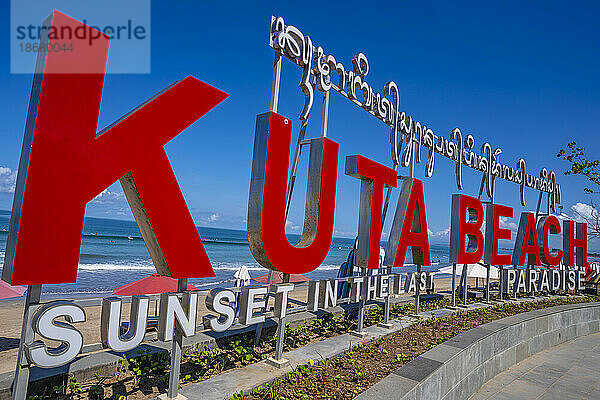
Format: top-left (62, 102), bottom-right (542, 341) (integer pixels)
top-left (0, 209), bottom-right (452, 297)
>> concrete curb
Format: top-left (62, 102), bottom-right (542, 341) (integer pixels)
top-left (177, 295), bottom-right (444, 399)
top-left (355, 300), bottom-right (600, 400)
top-left (179, 316), bottom-right (425, 399)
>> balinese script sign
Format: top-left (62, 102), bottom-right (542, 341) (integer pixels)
top-left (268, 16), bottom-right (562, 210)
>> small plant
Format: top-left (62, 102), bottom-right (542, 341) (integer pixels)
top-left (88, 374), bottom-right (107, 400)
top-left (67, 376), bottom-right (84, 395)
top-left (127, 349), bottom-right (171, 387)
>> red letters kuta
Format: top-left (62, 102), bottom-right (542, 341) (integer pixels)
top-left (2, 12), bottom-right (227, 285)
top-left (484, 204), bottom-right (513, 265)
top-left (384, 178), bottom-right (431, 267)
top-left (345, 155), bottom-right (397, 268)
top-left (449, 194), bottom-right (484, 264)
top-left (513, 212), bottom-right (541, 266)
top-left (247, 112), bottom-right (338, 274)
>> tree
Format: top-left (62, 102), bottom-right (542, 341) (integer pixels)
top-left (557, 141), bottom-right (599, 239)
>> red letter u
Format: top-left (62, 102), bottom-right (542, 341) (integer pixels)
top-left (248, 112), bottom-right (338, 274)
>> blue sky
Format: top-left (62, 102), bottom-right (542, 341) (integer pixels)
top-left (0, 1), bottom-right (598, 251)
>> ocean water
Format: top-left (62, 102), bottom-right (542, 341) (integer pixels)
top-left (0, 210), bottom-right (451, 297)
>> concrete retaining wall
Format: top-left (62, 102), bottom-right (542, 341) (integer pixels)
top-left (355, 301), bottom-right (600, 400)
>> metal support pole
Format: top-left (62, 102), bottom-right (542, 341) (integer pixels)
top-left (527, 265), bottom-right (536, 298)
top-left (379, 279), bottom-right (393, 329)
top-left (270, 53), bottom-right (282, 113)
top-left (451, 263), bottom-right (457, 308)
top-left (285, 119), bottom-right (309, 219)
top-left (12, 285), bottom-right (41, 400)
top-left (511, 265), bottom-right (518, 299)
top-left (273, 315), bottom-right (286, 361)
top-left (379, 165), bottom-right (398, 329)
top-left (499, 265), bottom-right (504, 301)
top-left (485, 264), bottom-right (491, 303)
top-left (166, 279), bottom-right (187, 400)
top-left (383, 295), bottom-right (391, 324)
top-left (351, 268), bottom-right (367, 338)
top-left (320, 90), bottom-right (329, 138)
top-left (356, 296), bottom-right (365, 332)
top-left (357, 268), bottom-right (366, 332)
top-left (409, 137), bottom-right (415, 179)
top-left (414, 266), bottom-right (421, 315)
top-left (267, 273), bottom-right (291, 368)
top-left (462, 264), bottom-right (468, 305)
top-left (254, 270), bottom-right (274, 345)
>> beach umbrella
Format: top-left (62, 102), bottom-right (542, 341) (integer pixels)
top-left (113, 273), bottom-right (198, 295)
top-left (0, 280), bottom-right (27, 300)
top-left (233, 266), bottom-right (252, 287)
top-left (253, 272), bottom-right (311, 284)
top-left (438, 263), bottom-right (499, 279)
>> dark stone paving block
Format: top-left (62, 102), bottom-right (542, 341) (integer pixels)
top-left (394, 356), bottom-right (443, 382)
top-left (421, 343), bottom-right (461, 364)
top-left (445, 327), bottom-right (492, 349)
top-left (479, 321), bottom-right (509, 333)
top-left (354, 374), bottom-right (418, 400)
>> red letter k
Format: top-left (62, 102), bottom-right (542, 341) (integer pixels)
top-left (2, 12), bottom-right (227, 285)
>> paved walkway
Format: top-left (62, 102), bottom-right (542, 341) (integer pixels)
top-left (470, 332), bottom-right (600, 400)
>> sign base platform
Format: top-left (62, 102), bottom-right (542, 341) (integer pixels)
top-left (266, 357), bottom-right (290, 369)
top-left (158, 393), bottom-right (188, 400)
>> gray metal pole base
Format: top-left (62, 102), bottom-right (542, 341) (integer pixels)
top-left (350, 330), bottom-right (368, 338)
top-left (158, 394), bottom-right (187, 400)
top-left (266, 357), bottom-right (290, 368)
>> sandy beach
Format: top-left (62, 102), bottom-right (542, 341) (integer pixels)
top-left (0, 276), bottom-right (489, 375)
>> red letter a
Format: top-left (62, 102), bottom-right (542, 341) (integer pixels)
top-left (2, 12), bottom-right (227, 285)
top-left (513, 212), bottom-right (541, 266)
top-left (384, 178), bottom-right (431, 267)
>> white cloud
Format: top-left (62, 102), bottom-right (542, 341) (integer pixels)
top-left (91, 189), bottom-right (126, 204)
top-left (334, 229), bottom-right (358, 238)
top-left (570, 202), bottom-right (599, 223)
top-left (428, 227), bottom-right (450, 238)
top-left (498, 216), bottom-right (518, 231)
top-left (0, 166), bottom-right (17, 193)
top-left (208, 213), bottom-right (219, 222)
top-left (285, 219), bottom-right (300, 232)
